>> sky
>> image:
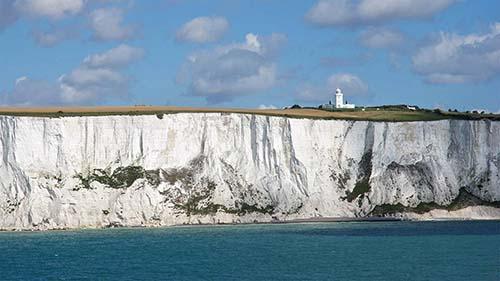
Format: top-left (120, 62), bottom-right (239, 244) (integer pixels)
top-left (0, 0), bottom-right (499, 112)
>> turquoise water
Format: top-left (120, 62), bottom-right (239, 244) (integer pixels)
top-left (0, 221), bottom-right (499, 281)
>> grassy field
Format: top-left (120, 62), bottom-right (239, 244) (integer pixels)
top-left (0, 105), bottom-right (498, 122)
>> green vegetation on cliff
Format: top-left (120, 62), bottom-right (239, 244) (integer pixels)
top-left (370, 188), bottom-right (500, 216)
top-left (75, 166), bottom-right (159, 189)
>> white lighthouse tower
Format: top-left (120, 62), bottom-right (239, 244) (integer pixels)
top-left (335, 88), bottom-right (343, 108)
top-left (334, 88), bottom-right (355, 109)
top-left (321, 87), bottom-right (356, 109)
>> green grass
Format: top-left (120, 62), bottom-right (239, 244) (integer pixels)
top-left (0, 105), bottom-right (498, 122)
top-left (318, 105), bottom-right (500, 122)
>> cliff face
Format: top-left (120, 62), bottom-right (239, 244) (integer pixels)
top-left (0, 113), bottom-right (499, 230)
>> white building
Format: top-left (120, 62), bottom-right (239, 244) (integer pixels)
top-left (334, 88), bottom-right (355, 109)
top-left (320, 88), bottom-right (355, 110)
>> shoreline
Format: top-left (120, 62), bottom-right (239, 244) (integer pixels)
top-left (2, 216), bottom-right (500, 232)
top-left (278, 216), bottom-right (402, 223)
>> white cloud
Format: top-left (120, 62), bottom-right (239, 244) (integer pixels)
top-left (258, 104), bottom-right (277, 110)
top-left (1, 0), bottom-right (84, 30)
top-left (59, 44), bottom-right (143, 103)
top-left (32, 26), bottom-right (79, 47)
top-left (88, 7), bottom-right (136, 41)
top-left (176, 16), bottom-right (229, 43)
top-left (0, 1), bottom-right (18, 30)
top-left (32, 30), bottom-right (68, 47)
top-left (3, 44), bottom-right (143, 105)
top-left (328, 73), bottom-right (368, 95)
top-left (297, 73), bottom-right (368, 103)
top-left (61, 67), bottom-right (126, 85)
top-left (306, 0), bottom-right (455, 26)
top-left (0, 0), bottom-right (88, 45)
top-left (15, 76), bottom-right (28, 85)
top-left (360, 27), bottom-right (405, 49)
top-left (177, 33), bottom-right (287, 103)
top-left (83, 44), bottom-right (144, 68)
top-left (14, 0), bottom-right (84, 19)
top-left (3, 77), bottom-right (61, 106)
top-left (412, 23), bottom-right (500, 84)
top-left (58, 67), bottom-right (129, 104)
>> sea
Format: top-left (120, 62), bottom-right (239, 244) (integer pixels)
top-left (0, 221), bottom-right (498, 281)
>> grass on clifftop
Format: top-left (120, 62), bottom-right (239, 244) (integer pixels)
top-left (0, 105), bottom-right (498, 122)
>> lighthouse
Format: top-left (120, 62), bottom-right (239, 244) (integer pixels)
top-left (334, 88), bottom-right (355, 109)
top-left (320, 88), bottom-right (356, 109)
top-left (335, 88), bottom-right (343, 108)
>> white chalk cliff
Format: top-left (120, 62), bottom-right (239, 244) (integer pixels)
top-left (0, 113), bottom-right (499, 230)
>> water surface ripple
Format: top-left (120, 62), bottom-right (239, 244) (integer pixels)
top-left (0, 221), bottom-right (499, 280)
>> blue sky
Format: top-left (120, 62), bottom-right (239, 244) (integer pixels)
top-left (0, 0), bottom-right (499, 112)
